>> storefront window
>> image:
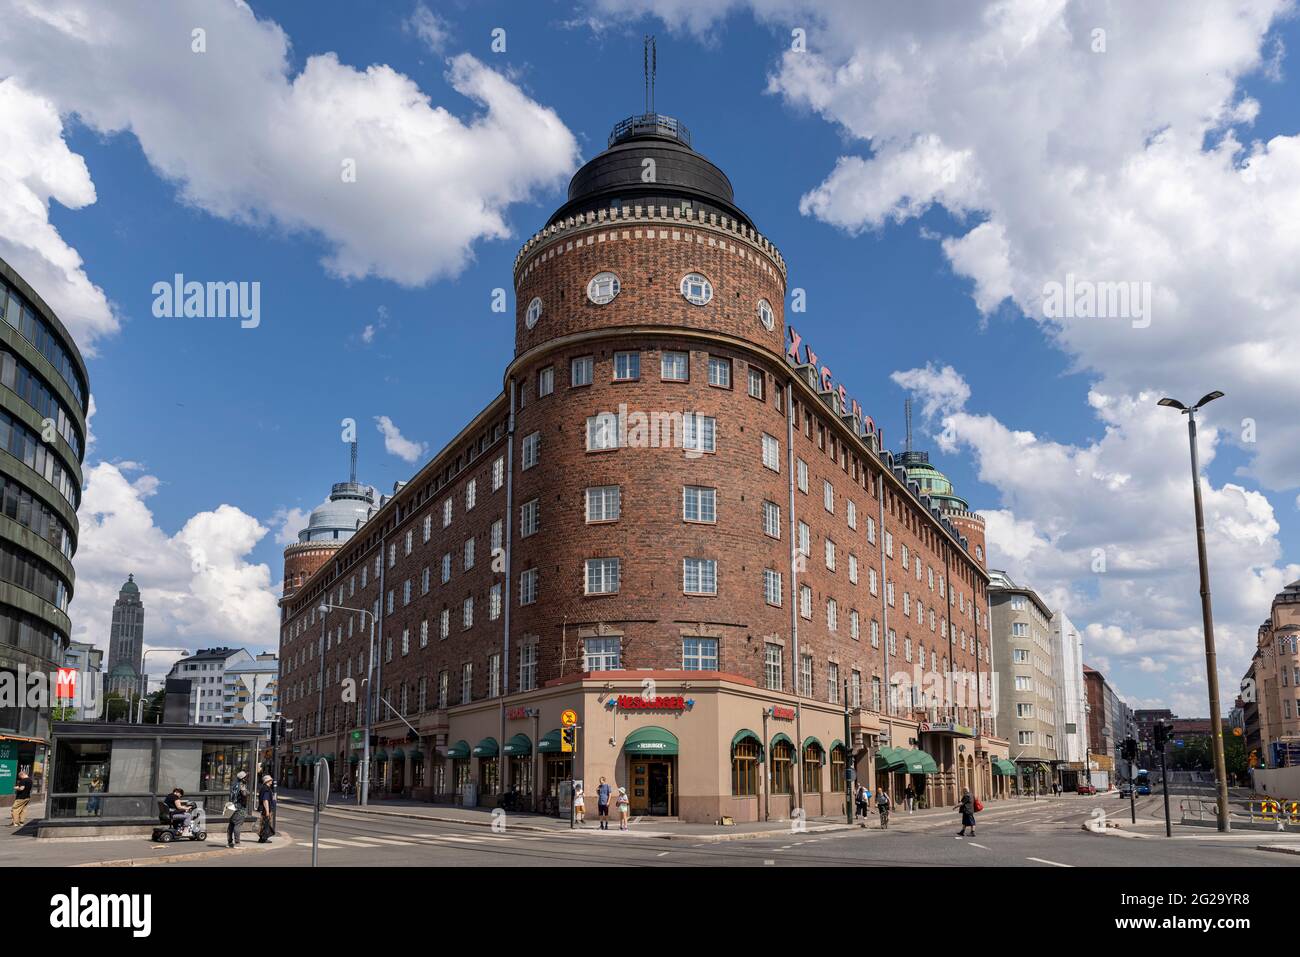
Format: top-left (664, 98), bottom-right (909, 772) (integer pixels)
top-left (731, 738), bottom-right (760, 796)
top-left (544, 755), bottom-right (572, 798)
top-left (802, 744), bottom-right (823, 792)
top-left (412, 756), bottom-right (425, 789)
top-left (454, 758), bottom-right (471, 789)
top-left (479, 757), bottom-right (500, 794)
top-left (830, 745), bottom-right (847, 793)
top-left (508, 756), bottom-right (533, 796)
top-left (770, 740), bottom-right (794, 794)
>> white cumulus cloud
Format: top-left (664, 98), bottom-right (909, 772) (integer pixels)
top-left (374, 415), bottom-right (427, 463)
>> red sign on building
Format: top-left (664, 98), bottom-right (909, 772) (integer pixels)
top-left (771, 706), bottom-right (795, 720)
top-left (616, 695), bottom-right (687, 711)
top-left (56, 668), bottom-right (77, 700)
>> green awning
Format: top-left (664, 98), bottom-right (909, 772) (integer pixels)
top-left (828, 739), bottom-right (845, 755)
top-left (731, 728), bottom-right (762, 751)
top-left (769, 732), bottom-right (795, 754)
top-left (904, 748), bottom-right (939, 775)
top-left (391, 748), bottom-right (405, 761)
top-left (349, 753), bottom-right (360, 764)
top-left (445, 740), bottom-right (470, 759)
top-left (623, 726), bottom-right (679, 755)
top-left (802, 736), bottom-right (824, 754)
top-left (503, 733), bottom-right (532, 756)
top-left (875, 747), bottom-right (905, 771)
top-left (373, 749), bottom-right (389, 762)
top-left (537, 730), bottom-right (563, 754)
top-left (410, 748), bottom-right (424, 762)
top-left (473, 737), bottom-right (499, 758)
top-left (992, 759), bottom-right (1016, 776)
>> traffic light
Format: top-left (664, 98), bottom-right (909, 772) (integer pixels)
top-left (561, 727), bottom-right (576, 753)
top-left (1122, 737), bottom-right (1138, 761)
top-left (1153, 722), bottom-right (1169, 750)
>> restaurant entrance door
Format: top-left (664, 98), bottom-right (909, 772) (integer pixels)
top-left (629, 758), bottom-right (675, 816)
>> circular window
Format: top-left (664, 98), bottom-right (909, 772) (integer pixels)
top-left (680, 273), bottom-right (713, 306)
top-left (758, 298), bottom-right (774, 330)
top-left (586, 272), bottom-right (621, 305)
top-left (525, 297), bottom-right (542, 329)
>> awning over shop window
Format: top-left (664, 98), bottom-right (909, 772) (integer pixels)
top-left (623, 726), bottom-right (679, 755)
top-left (908, 749), bottom-right (939, 775)
top-left (410, 748), bottom-right (424, 762)
top-left (349, 753), bottom-right (360, 764)
top-left (802, 736), bottom-right (824, 753)
top-left (503, 733), bottom-right (532, 756)
top-left (373, 749), bottom-right (389, 762)
top-left (391, 749), bottom-right (405, 761)
top-left (828, 739), bottom-right (845, 755)
top-left (875, 747), bottom-right (905, 771)
top-left (444, 740), bottom-right (470, 759)
top-left (473, 737), bottom-right (499, 758)
top-left (733, 728), bottom-right (759, 759)
top-left (992, 759), bottom-right (1016, 776)
top-left (537, 730), bottom-right (563, 754)
top-left (769, 732), bottom-right (795, 754)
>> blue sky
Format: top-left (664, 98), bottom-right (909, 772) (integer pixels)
top-left (4, 0), bottom-right (1297, 715)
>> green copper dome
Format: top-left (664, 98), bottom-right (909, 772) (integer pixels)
top-left (898, 451), bottom-right (969, 512)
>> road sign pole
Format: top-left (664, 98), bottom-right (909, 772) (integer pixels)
top-left (1160, 743), bottom-right (1172, 838)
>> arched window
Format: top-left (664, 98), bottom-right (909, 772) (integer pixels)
top-left (770, 739), bottom-right (794, 794)
top-left (732, 735), bottom-right (761, 796)
top-left (802, 741), bottom-right (824, 792)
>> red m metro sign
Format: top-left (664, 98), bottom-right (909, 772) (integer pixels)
top-left (56, 668), bottom-right (77, 699)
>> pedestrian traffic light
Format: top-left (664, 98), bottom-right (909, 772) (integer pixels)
top-left (1153, 722), bottom-right (1169, 750)
top-left (561, 727), bottom-right (576, 753)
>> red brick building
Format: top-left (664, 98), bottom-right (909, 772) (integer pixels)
top-left (276, 112), bottom-right (1000, 822)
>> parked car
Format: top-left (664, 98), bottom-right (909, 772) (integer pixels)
top-left (1076, 783), bottom-right (1097, 795)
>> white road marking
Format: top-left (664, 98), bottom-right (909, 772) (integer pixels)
top-left (656, 852), bottom-right (669, 857)
top-left (362, 837), bottom-right (420, 846)
top-left (321, 839), bottom-right (381, 848)
top-left (1026, 857), bottom-right (1072, 867)
top-left (763, 859), bottom-right (775, 865)
top-left (968, 842), bottom-right (989, 849)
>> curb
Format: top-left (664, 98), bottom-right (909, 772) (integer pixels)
top-left (1255, 844), bottom-right (1300, 856)
top-left (75, 830), bottom-right (293, 867)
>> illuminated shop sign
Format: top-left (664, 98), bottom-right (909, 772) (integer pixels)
top-left (615, 695), bottom-right (692, 711)
top-left (785, 326), bottom-right (881, 445)
top-left (506, 707), bottom-right (537, 720)
top-left (770, 706), bottom-right (795, 720)
top-left (920, 721), bottom-right (975, 737)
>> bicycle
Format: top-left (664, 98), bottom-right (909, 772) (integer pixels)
top-left (878, 804), bottom-right (890, 829)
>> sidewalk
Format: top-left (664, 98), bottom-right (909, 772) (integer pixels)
top-left (278, 790), bottom-right (1074, 842)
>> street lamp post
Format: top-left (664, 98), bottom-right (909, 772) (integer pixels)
top-left (321, 602), bottom-right (377, 806)
top-left (1158, 391), bottom-right (1231, 832)
top-left (137, 648), bottom-right (188, 723)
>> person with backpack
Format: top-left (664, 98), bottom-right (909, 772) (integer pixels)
top-left (875, 787), bottom-right (891, 828)
top-left (956, 788), bottom-right (981, 838)
top-left (227, 771), bottom-right (249, 847)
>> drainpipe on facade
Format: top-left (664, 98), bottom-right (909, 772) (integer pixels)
top-left (317, 610), bottom-right (326, 760)
top-left (375, 527), bottom-right (386, 792)
top-left (500, 379), bottom-right (516, 795)
top-left (876, 470), bottom-right (891, 796)
top-left (762, 706), bottom-right (770, 822)
top-left (785, 378), bottom-right (803, 816)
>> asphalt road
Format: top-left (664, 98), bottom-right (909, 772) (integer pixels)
top-left (173, 795), bottom-right (1300, 868)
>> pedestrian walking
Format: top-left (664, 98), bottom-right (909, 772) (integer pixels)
top-left (854, 783), bottom-right (867, 819)
top-left (227, 771), bottom-right (249, 847)
top-left (573, 783), bottom-right (586, 826)
top-left (257, 774), bottom-right (276, 843)
top-left (597, 776), bottom-right (612, 830)
top-left (904, 784), bottom-right (915, 813)
top-left (956, 788), bottom-right (980, 838)
top-left (10, 769), bottom-right (32, 829)
top-left (617, 786), bottom-right (630, 830)
top-left (86, 771), bottom-right (104, 816)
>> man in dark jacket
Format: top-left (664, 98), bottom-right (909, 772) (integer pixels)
top-left (257, 775), bottom-right (276, 843)
top-left (11, 770), bottom-right (33, 828)
top-left (227, 771), bottom-right (249, 847)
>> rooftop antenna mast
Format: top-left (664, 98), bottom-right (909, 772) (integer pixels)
top-left (349, 438), bottom-right (358, 485)
top-left (644, 34), bottom-right (656, 114)
top-left (905, 398), bottom-right (914, 454)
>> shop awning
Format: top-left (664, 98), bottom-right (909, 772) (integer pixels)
top-left (473, 737), bottom-right (499, 758)
top-left (769, 732), bottom-right (795, 754)
top-left (623, 726), bottom-right (679, 755)
top-left (349, 753), bottom-right (360, 764)
top-left (503, 733), bottom-right (532, 756)
top-left (444, 740), bottom-right (470, 759)
top-left (373, 749), bottom-right (389, 761)
top-left (875, 747), bottom-right (906, 771)
top-left (537, 730), bottom-right (563, 754)
top-left (731, 728), bottom-right (762, 751)
top-left (828, 739), bottom-right (845, 755)
top-left (410, 748), bottom-right (424, 762)
top-left (390, 748), bottom-right (405, 761)
top-left (802, 736), bottom-right (824, 754)
top-left (992, 759), bottom-right (1016, 776)
top-left (905, 749), bottom-right (939, 775)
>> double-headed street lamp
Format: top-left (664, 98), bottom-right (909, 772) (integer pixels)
top-left (319, 602), bottom-right (377, 806)
top-left (1157, 390), bottom-right (1231, 832)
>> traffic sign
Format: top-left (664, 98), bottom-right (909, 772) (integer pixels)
top-left (561, 709), bottom-right (578, 727)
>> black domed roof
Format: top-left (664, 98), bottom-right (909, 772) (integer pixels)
top-left (547, 113), bottom-right (753, 231)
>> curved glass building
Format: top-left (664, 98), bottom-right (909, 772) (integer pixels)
top-left (0, 256), bottom-right (88, 782)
